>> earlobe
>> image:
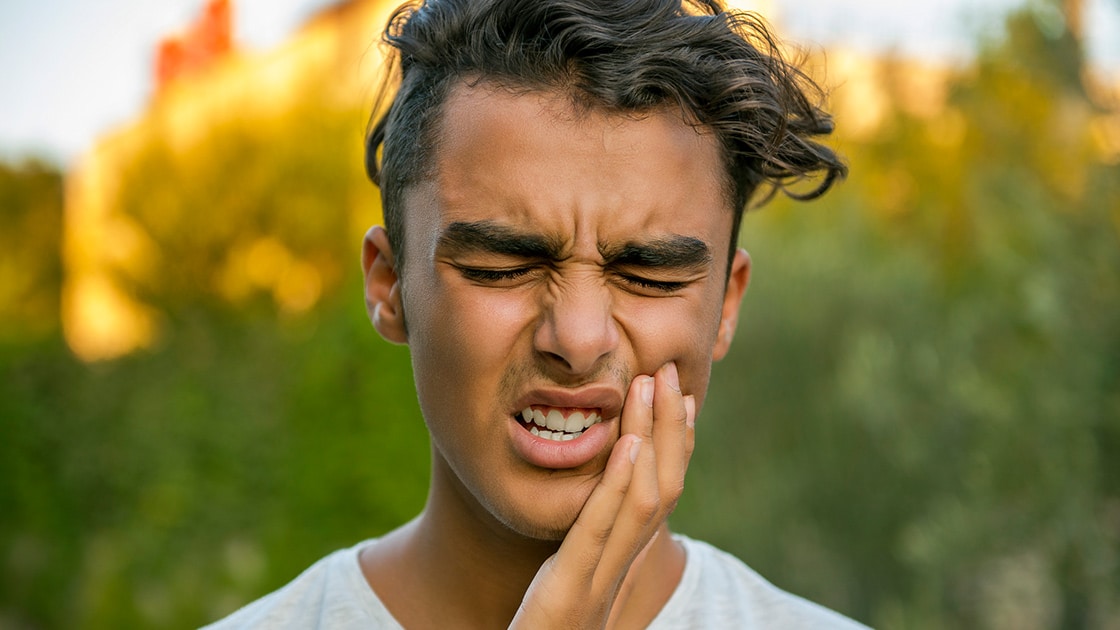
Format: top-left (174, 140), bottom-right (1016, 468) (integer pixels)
top-left (362, 225), bottom-right (408, 345)
top-left (712, 248), bottom-right (751, 361)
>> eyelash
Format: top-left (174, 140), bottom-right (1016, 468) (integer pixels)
top-left (457, 266), bottom-right (688, 293)
top-left (458, 267), bottom-right (534, 283)
top-left (617, 274), bottom-right (687, 293)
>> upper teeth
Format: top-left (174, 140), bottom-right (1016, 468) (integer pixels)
top-left (520, 406), bottom-right (601, 441)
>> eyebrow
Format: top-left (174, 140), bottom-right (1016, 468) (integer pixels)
top-left (602, 236), bottom-right (712, 271)
top-left (436, 221), bottom-right (565, 259)
top-left (435, 220), bottom-right (712, 270)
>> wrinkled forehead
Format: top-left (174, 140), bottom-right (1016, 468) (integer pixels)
top-left (422, 79), bottom-right (737, 209)
top-left (399, 81), bottom-right (734, 264)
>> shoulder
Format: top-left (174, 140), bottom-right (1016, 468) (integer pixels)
top-left (201, 539), bottom-right (401, 630)
top-left (649, 535), bottom-right (871, 630)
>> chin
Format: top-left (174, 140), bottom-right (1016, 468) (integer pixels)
top-left (503, 518), bottom-right (573, 543)
top-left (488, 478), bottom-right (595, 542)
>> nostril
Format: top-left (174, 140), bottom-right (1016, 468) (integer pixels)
top-left (539, 349), bottom-right (574, 372)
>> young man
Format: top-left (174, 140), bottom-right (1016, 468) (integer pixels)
top-left (209, 0), bottom-right (863, 627)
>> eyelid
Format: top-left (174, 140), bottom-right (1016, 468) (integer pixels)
top-left (455, 264), bottom-right (537, 284)
top-left (613, 272), bottom-right (689, 293)
top-left (453, 259), bottom-right (696, 293)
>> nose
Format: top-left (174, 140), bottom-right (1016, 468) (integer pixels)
top-left (534, 279), bottom-right (619, 375)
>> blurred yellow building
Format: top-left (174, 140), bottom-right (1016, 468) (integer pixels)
top-left (63, 0), bottom-right (396, 361)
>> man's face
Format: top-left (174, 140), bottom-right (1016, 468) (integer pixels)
top-left (366, 83), bottom-right (749, 540)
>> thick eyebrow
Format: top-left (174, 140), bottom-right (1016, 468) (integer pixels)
top-left (436, 221), bottom-right (565, 259)
top-left (436, 221), bottom-right (711, 271)
top-left (602, 236), bottom-right (712, 272)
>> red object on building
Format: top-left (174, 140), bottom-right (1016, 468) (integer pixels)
top-left (155, 0), bottom-right (234, 91)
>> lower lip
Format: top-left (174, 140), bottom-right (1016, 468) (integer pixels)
top-left (508, 416), bottom-right (613, 469)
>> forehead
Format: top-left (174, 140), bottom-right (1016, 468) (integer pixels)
top-left (408, 82), bottom-right (732, 253)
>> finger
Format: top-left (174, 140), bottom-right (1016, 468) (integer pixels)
top-left (515, 435), bottom-right (642, 629)
top-left (616, 375), bottom-right (658, 539)
top-left (551, 434), bottom-right (642, 584)
top-left (651, 362), bottom-right (693, 514)
top-left (594, 365), bottom-right (691, 584)
top-left (616, 374), bottom-right (658, 524)
top-left (620, 374), bottom-right (655, 440)
top-left (592, 376), bottom-right (662, 585)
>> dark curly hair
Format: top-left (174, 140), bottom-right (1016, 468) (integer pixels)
top-left (366, 0), bottom-right (846, 269)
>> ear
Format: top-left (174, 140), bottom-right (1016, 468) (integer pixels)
top-left (711, 248), bottom-right (751, 361)
top-left (361, 225), bottom-right (407, 345)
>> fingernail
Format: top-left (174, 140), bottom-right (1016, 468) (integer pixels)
top-left (664, 361), bottom-right (680, 393)
top-left (684, 395), bottom-right (696, 428)
top-left (629, 438), bottom-right (641, 464)
top-left (641, 376), bottom-right (654, 407)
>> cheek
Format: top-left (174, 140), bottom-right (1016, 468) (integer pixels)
top-left (406, 278), bottom-right (538, 398)
top-left (616, 292), bottom-right (722, 385)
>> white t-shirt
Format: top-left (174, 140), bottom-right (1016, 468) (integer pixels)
top-left (204, 535), bottom-right (869, 629)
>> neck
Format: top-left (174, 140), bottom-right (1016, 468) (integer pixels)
top-left (360, 453), bottom-right (685, 628)
top-left (361, 456), bottom-right (562, 628)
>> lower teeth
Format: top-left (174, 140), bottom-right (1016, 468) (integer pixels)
top-left (529, 426), bottom-right (582, 442)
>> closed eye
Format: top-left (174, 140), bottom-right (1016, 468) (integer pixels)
top-left (456, 266), bottom-right (536, 284)
top-left (615, 273), bottom-right (689, 294)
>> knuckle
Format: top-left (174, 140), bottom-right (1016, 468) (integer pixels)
top-left (667, 479), bottom-right (685, 499)
top-left (663, 497), bottom-right (681, 516)
top-left (659, 480), bottom-right (685, 514)
top-left (573, 545), bottom-right (603, 572)
top-left (654, 475), bottom-right (685, 515)
top-left (588, 525), bottom-right (612, 548)
top-left (634, 490), bottom-right (661, 521)
top-left (674, 405), bottom-right (688, 424)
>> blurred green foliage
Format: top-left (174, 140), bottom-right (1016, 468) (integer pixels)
top-left (0, 159), bottom-right (63, 344)
top-left (677, 8), bottom-right (1120, 629)
top-left (1, 3), bottom-right (1118, 629)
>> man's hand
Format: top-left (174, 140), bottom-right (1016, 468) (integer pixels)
top-left (510, 362), bottom-right (697, 629)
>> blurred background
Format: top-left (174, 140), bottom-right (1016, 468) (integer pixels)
top-left (1, 0), bottom-right (1118, 627)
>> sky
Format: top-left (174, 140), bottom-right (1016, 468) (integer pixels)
top-left (1, 0), bottom-right (1118, 167)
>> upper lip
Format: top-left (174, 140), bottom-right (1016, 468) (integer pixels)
top-left (511, 385), bottom-right (624, 422)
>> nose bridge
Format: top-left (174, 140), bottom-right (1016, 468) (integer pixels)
top-left (535, 272), bottom-right (619, 374)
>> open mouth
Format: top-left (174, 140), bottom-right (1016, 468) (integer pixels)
top-left (517, 406), bottom-right (603, 442)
